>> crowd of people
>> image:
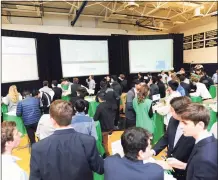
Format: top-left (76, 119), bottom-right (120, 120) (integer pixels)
top-left (1, 66), bottom-right (218, 180)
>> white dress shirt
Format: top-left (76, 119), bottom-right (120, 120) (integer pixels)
top-left (2, 154), bottom-right (28, 180)
top-left (212, 73), bottom-right (218, 84)
top-left (173, 124), bottom-right (183, 147)
top-left (36, 114), bottom-right (55, 140)
top-left (190, 82), bottom-right (212, 100)
top-left (210, 122), bottom-right (217, 139)
top-left (195, 131), bottom-right (212, 144)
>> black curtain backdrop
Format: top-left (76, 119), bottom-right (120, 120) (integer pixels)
top-left (1, 29), bottom-right (195, 96)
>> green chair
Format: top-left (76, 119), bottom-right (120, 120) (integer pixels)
top-left (209, 85), bottom-right (217, 99)
top-left (207, 109), bottom-right (217, 131)
top-left (190, 96), bottom-right (203, 103)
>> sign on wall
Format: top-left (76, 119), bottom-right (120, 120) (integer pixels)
top-left (193, 41), bottom-right (204, 49)
top-left (193, 32), bottom-right (204, 41)
top-left (205, 38), bottom-right (217, 48)
top-left (183, 43), bottom-right (192, 50)
top-left (205, 29), bottom-right (218, 39)
top-left (183, 35), bottom-right (192, 43)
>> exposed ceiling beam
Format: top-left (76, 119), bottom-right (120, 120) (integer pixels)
top-left (145, 2), bottom-right (168, 15)
top-left (2, 16), bottom-right (11, 24)
top-left (71, 1), bottom-right (88, 26)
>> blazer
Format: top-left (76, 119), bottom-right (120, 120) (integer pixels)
top-left (30, 128), bottom-right (104, 180)
top-left (180, 82), bottom-right (190, 96)
top-left (71, 83), bottom-right (81, 97)
top-left (153, 117), bottom-right (195, 178)
top-left (104, 154), bottom-right (164, 180)
top-left (186, 136), bottom-right (218, 180)
top-left (52, 87), bottom-right (62, 101)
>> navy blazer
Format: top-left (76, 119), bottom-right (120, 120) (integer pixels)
top-left (30, 129), bottom-right (104, 180)
top-left (186, 135), bottom-right (218, 180)
top-left (153, 117), bottom-right (195, 178)
top-left (180, 82), bottom-right (190, 96)
top-left (104, 154), bottom-right (164, 180)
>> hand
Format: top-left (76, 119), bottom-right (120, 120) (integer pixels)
top-left (155, 160), bottom-right (173, 170)
top-left (167, 158), bottom-right (187, 170)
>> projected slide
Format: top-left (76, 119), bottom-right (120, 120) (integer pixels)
top-left (2, 37), bottom-right (39, 83)
top-left (129, 39), bottom-right (173, 73)
top-left (60, 40), bottom-right (109, 77)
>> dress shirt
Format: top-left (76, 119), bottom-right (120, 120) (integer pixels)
top-left (173, 124), bottom-right (183, 147)
top-left (36, 114), bottom-right (55, 140)
top-left (212, 73), bottom-right (218, 84)
top-left (195, 132), bottom-right (212, 144)
top-left (86, 79), bottom-right (96, 90)
top-left (2, 154), bottom-right (28, 180)
top-left (190, 82), bottom-right (212, 100)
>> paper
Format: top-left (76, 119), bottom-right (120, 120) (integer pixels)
top-left (111, 140), bottom-right (124, 157)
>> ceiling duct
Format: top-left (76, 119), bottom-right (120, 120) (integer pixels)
top-left (124, 1), bottom-right (139, 11)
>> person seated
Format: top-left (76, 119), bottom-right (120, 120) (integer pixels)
top-left (36, 112), bottom-right (55, 140)
top-left (148, 76), bottom-right (160, 100)
top-left (199, 71), bottom-right (214, 90)
top-left (1, 121), bottom-right (28, 180)
top-left (51, 80), bottom-right (62, 101)
top-left (39, 80), bottom-right (54, 100)
top-left (212, 69), bottom-right (218, 84)
top-left (94, 92), bottom-right (116, 132)
top-left (167, 70), bottom-right (175, 82)
top-left (2, 85), bottom-right (22, 114)
top-left (171, 74), bottom-right (185, 96)
top-left (190, 76), bottom-right (212, 100)
top-left (157, 75), bottom-right (166, 98)
top-left (104, 127), bottom-right (164, 180)
top-left (70, 77), bottom-right (81, 97)
top-left (70, 87), bottom-right (89, 115)
top-left (17, 90), bottom-right (41, 146)
top-left (133, 84), bottom-right (154, 134)
top-left (86, 75), bottom-right (96, 90)
top-left (71, 99), bottom-right (97, 140)
top-left (179, 75), bottom-right (190, 96)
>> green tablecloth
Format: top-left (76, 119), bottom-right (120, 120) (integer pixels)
top-left (207, 109), bottom-right (217, 131)
top-left (191, 96), bottom-right (202, 103)
top-left (88, 102), bottom-right (100, 118)
top-left (209, 85), bottom-right (217, 99)
top-left (152, 113), bottom-right (164, 145)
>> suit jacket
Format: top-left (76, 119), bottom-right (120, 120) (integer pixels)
top-left (30, 129), bottom-right (104, 180)
top-left (104, 154), bottom-right (164, 180)
top-left (153, 117), bottom-right (195, 177)
top-left (180, 82), bottom-right (190, 96)
top-left (52, 87), bottom-right (62, 101)
top-left (186, 136), bottom-right (218, 180)
top-left (71, 83), bottom-right (81, 97)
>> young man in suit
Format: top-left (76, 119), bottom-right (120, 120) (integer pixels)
top-left (51, 80), bottom-right (62, 101)
top-left (30, 100), bottom-right (104, 180)
top-left (104, 127), bottom-right (164, 180)
top-left (168, 103), bottom-right (217, 180)
top-left (152, 96), bottom-right (195, 180)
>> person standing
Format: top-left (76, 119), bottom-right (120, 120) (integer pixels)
top-left (86, 75), bottom-right (96, 90)
top-left (51, 80), bottom-right (62, 101)
top-left (30, 100), bottom-right (104, 180)
top-left (212, 69), bottom-right (218, 84)
top-left (16, 90), bottom-right (41, 146)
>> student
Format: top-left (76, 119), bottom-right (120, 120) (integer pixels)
top-left (1, 121), bottom-right (28, 180)
top-left (51, 80), bottom-right (62, 101)
top-left (16, 90), bottom-right (41, 146)
top-left (199, 71), bottom-right (214, 90)
top-left (94, 92), bottom-right (116, 132)
top-left (125, 79), bottom-right (142, 128)
top-left (86, 75), bottom-right (96, 90)
top-left (190, 76), bottom-right (212, 100)
top-left (179, 75), bottom-right (190, 96)
top-left (160, 70), bottom-right (168, 84)
top-left (71, 99), bottom-right (97, 140)
top-left (104, 127), bottom-right (164, 180)
top-left (133, 84), bottom-right (154, 134)
top-left (212, 69), bottom-right (218, 84)
top-left (2, 85), bottom-right (22, 113)
top-left (168, 103), bottom-right (217, 180)
top-left (39, 80), bottom-right (54, 100)
top-left (70, 78), bottom-right (81, 97)
top-left (30, 100), bottom-right (104, 180)
top-left (157, 75), bottom-right (166, 98)
top-left (152, 96), bottom-right (195, 180)
top-left (148, 76), bottom-right (160, 100)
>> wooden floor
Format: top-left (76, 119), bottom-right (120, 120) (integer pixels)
top-left (12, 133), bottom-right (165, 176)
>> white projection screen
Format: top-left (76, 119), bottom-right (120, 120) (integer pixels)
top-left (129, 39), bottom-right (174, 73)
top-left (60, 39), bottom-right (109, 77)
top-left (2, 36), bottom-right (39, 83)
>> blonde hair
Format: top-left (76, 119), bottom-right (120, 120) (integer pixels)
top-left (8, 85), bottom-right (19, 103)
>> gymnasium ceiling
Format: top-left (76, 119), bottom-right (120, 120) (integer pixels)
top-left (1, 0), bottom-right (218, 31)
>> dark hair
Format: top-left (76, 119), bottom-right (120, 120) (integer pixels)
top-left (170, 96), bottom-right (192, 114)
top-left (121, 127), bottom-right (151, 161)
top-left (181, 103), bottom-right (210, 129)
top-left (100, 81), bottom-right (107, 89)
top-left (77, 87), bottom-right (88, 98)
top-left (111, 75), bottom-right (118, 81)
top-left (168, 80), bottom-right (179, 91)
top-left (137, 84), bottom-right (149, 104)
top-left (32, 90), bottom-right (40, 97)
top-left (43, 80), bottom-right (49, 87)
top-left (98, 92), bottom-right (105, 101)
top-left (52, 80), bottom-right (58, 86)
top-left (157, 75), bottom-right (162, 81)
top-left (179, 75), bottom-right (186, 82)
top-left (132, 79), bottom-right (141, 86)
top-left (75, 99), bottom-right (86, 112)
top-left (50, 100), bottom-right (73, 126)
top-left (151, 76), bottom-right (158, 84)
top-left (22, 90), bottom-right (31, 97)
top-left (73, 78), bottom-right (79, 84)
top-left (1, 121), bottom-right (17, 153)
top-left (120, 74), bottom-right (125, 79)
